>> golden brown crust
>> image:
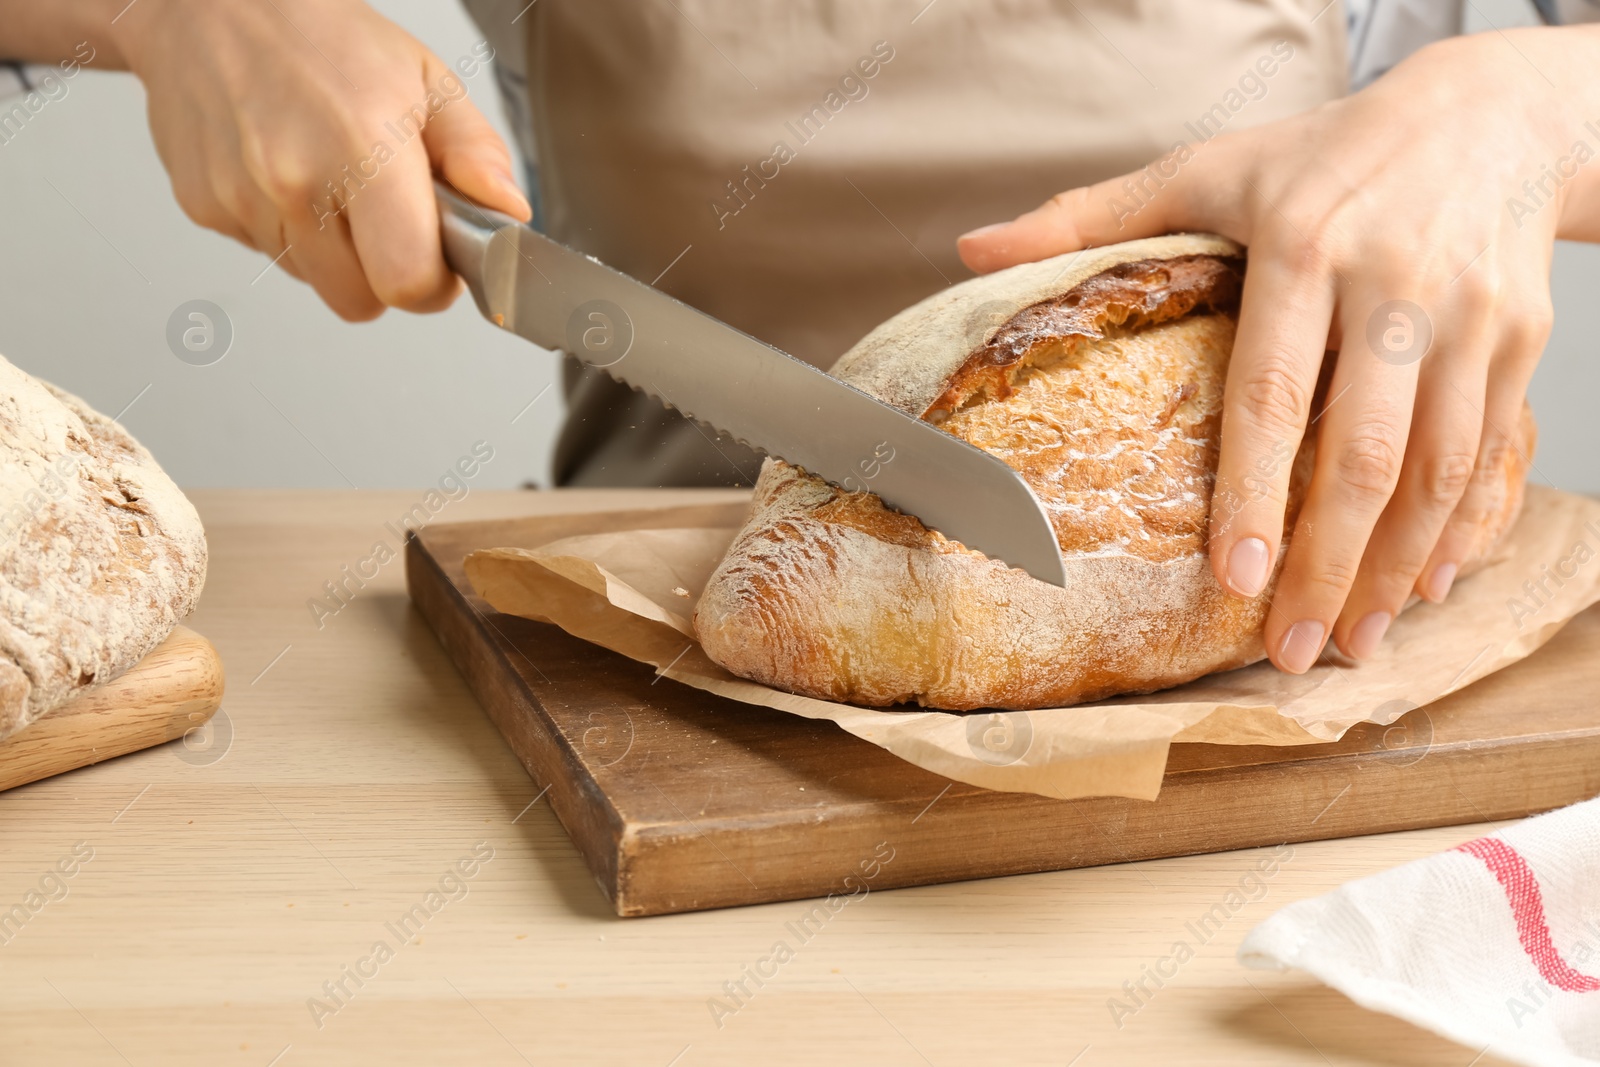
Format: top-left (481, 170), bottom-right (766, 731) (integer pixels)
top-left (947, 313), bottom-right (1239, 564)
top-left (695, 238), bottom-right (1532, 710)
top-left (829, 234), bottom-right (1244, 417)
top-left (698, 460), bottom-right (1274, 709)
top-left (926, 254), bottom-right (1243, 421)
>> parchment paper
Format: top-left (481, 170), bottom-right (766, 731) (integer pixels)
top-left (465, 485), bottom-right (1600, 801)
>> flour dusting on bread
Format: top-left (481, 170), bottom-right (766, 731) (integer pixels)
top-left (695, 236), bottom-right (1532, 710)
top-left (0, 355), bottom-right (207, 738)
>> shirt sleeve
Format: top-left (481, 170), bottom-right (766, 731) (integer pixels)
top-left (1344, 0), bottom-right (1469, 89)
top-left (1534, 0), bottom-right (1600, 23)
top-left (1344, 0), bottom-right (1596, 89)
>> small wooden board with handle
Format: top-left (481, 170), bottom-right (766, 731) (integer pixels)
top-left (407, 502), bottom-right (1600, 917)
top-left (0, 626), bottom-right (226, 792)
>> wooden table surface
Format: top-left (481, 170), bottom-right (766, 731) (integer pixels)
top-left (0, 489), bottom-right (1533, 1067)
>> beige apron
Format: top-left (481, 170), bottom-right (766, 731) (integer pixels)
top-left (522, 0), bottom-right (1348, 487)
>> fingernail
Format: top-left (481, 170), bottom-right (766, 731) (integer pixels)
top-left (1347, 610), bottom-right (1392, 660)
top-left (1225, 537), bottom-right (1271, 598)
top-left (958, 222), bottom-right (1009, 242)
top-left (1422, 562), bottom-right (1458, 603)
top-left (495, 172), bottom-right (533, 221)
top-left (1278, 620), bottom-right (1327, 674)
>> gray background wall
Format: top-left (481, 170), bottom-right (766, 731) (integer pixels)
top-left (0, 0), bottom-right (1593, 494)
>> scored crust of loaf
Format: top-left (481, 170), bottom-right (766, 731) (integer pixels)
top-left (0, 355), bottom-right (208, 739)
top-left (694, 235), bottom-right (1534, 711)
top-left (832, 233), bottom-right (1245, 418)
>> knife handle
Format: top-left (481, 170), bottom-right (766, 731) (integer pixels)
top-left (436, 179), bottom-right (521, 323)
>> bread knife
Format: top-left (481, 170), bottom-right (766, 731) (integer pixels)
top-left (436, 181), bottom-right (1067, 587)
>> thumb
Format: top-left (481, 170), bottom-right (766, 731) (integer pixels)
top-left (958, 149), bottom-right (1199, 274)
top-left (422, 60), bottom-right (533, 223)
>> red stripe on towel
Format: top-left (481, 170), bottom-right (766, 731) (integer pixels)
top-left (1456, 836), bottom-right (1600, 993)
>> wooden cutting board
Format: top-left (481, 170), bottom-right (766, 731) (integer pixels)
top-left (407, 503), bottom-right (1600, 917)
top-left (0, 626), bottom-right (226, 792)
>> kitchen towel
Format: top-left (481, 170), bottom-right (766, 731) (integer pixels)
top-left (1240, 796), bottom-right (1600, 1067)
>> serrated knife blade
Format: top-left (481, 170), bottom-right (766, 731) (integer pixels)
top-left (436, 182), bottom-right (1066, 587)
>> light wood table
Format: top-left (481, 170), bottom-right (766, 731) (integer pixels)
top-left (0, 490), bottom-right (1527, 1067)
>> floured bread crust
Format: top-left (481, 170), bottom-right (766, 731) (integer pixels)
top-left (0, 355), bottom-right (207, 738)
top-left (831, 233), bottom-right (1244, 418)
top-left (695, 236), bottom-right (1533, 710)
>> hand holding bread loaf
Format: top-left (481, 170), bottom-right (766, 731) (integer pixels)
top-left (694, 236), bottom-right (1533, 711)
top-left (957, 31), bottom-right (1584, 674)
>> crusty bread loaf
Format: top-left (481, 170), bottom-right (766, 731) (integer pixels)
top-left (694, 235), bottom-right (1533, 710)
top-left (0, 355), bottom-right (207, 739)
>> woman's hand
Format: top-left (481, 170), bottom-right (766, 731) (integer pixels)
top-left (958, 28), bottom-right (1600, 673)
top-left (108, 0), bottom-right (530, 320)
